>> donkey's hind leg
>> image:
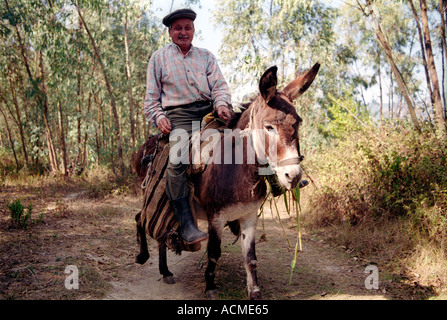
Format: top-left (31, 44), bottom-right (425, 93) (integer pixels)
top-left (135, 212), bottom-right (150, 264)
top-left (158, 241), bottom-right (175, 284)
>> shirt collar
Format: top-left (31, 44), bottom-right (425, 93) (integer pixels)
top-left (171, 42), bottom-right (194, 57)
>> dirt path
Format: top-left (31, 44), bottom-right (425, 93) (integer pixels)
top-left (103, 198), bottom-right (388, 300)
top-left (105, 227), bottom-right (388, 300)
top-left (0, 187), bottom-right (406, 300)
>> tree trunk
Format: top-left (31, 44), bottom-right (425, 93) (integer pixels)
top-left (439, 0), bottom-right (447, 121)
top-left (390, 71), bottom-right (393, 121)
top-left (76, 5), bottom-right (124, 173)
top-left (124, 9), bottom-right (136, 150)
top-left (93, 92), bottom-right (102, 165)
top-left (420, 0), bottom-right (446, 134)
top-left (8, 78), bottom-right (29, 165)
top-left (0, 103), bottom-right (19, 172)
top-left (409, 0), bottom-right (434, 106)
top-left (4, 61), bottom-right (30, 166)
top-left (57, 101), bottom-right (68, 176)
top-left (445, 1), bottom-right (447, 121)
top-left (366, 0), bottom-right (421, 131)
top-left (82, 92), bottom-right (92, 168)
top-left (39, 51), bottom-right (59, 173)
top-left (378, 60), bottom-right (383, 126)
top-left (75, 17), bottom-right (83, 166)
top-left (76, 48), bottom-right (83, 165)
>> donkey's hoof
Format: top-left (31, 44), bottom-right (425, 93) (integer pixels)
top-left (206, 289), bottom-right (218, 300)
top-left (135, 252), bottom-right (149, 265)
top-left (163, 276), bottom-right (176, 284)
top-left (250, 290), bottom-right (262, 300)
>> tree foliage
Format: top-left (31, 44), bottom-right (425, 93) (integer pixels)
top-left (0, 0), bottom-right (446, 177)
top-left (213, 0), bottom-right (446, 149)
top-left (0, 0), bottom-right (164, 175)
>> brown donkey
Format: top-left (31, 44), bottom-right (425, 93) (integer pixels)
top-left (135, 63), bottom-right (320, 299)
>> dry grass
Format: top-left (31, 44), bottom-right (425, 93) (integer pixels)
top-left (0, 164), bottom-right (141, 300)
top-left (0, 190), bottom-right (138, 300)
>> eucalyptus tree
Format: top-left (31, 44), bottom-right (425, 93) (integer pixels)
top-left (1, 0), bottom-right (60, 172)
top-left (212, 0), bottom-right (364, 150)
top-left (0, 0), bottom-right (165, 175)
top-left (419, 0), bottom-right (446, 134)
top-left (358, 0), bottom-right (445, 135)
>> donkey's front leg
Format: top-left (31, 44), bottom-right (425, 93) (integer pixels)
top-left (135, 212), bottom-right (150, 264)
top-left (158, 241), bottom-right (175, 284)
top-left (240, 213), bottom-right (262, 300)
top-left (205, 216), bottom-right (222, 299)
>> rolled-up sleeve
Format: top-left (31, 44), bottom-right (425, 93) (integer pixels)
top-left (144, 53), bottom-right (166, 125)
top-left (206, 53), bottom-right (231, 110)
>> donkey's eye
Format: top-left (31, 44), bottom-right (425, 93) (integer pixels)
top-left (264, 124), bottom-right (277, 133)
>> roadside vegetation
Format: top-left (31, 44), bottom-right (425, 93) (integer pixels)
top-left (301, 116), bottom-right (447, 296)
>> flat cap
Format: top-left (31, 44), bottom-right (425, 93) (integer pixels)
top-left (162, 8), bottom-right (197, 27)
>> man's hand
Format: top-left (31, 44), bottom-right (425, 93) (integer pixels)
top-left (158, 117), bottom-right (172, 134)
top-left (217, 105), bottom-right (231, 121)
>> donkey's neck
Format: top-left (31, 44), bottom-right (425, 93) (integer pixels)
top-left (195, 100), bottom-right (268, 213)
top-left (197, 160), bottom-right (266, 214)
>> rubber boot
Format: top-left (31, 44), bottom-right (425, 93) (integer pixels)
top-left (171, 196), bottom-right (208, 244)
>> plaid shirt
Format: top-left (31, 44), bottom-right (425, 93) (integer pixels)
top-left (144, 43), bottom-right (231, 125)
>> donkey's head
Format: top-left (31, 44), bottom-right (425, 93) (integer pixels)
top-left (250, 63), bottom-right (320, 190)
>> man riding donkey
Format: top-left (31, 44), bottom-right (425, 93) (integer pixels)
top-left (144, 8), bottom-right (232, 245)
top-left (143, 8), bottom-right (308, 246)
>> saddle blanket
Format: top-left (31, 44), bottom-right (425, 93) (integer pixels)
top-left (136, 116), bottom-right (225, 253)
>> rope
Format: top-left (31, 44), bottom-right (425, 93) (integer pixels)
top-left (141, 162), bottom-right (152, 190)
top-left (141, 136), bottom-right (161, 190)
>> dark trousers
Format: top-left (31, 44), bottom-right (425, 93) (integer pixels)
top-left (165, 101), bottom-right (213, 201)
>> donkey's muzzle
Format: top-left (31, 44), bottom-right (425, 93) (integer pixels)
top-left (276, 163), bottom-right (303, 191)
top-left (284, 170), bottom-right (301, 189)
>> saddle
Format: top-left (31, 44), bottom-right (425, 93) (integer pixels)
top-left (137, 114), bottom-right (226, 253)
top-left (188, 115), bottom-right (226, 175)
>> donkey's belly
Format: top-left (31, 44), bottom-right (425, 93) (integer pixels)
top-left (218, 199), bottom-right (264, 224)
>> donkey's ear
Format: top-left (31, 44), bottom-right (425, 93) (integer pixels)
top-left (259, 66), bottom-right (278, 103)
top-left (282, 63), bottom-right (320, 101)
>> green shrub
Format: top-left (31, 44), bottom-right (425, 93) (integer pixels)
top-left (8, 199), bottom-right (33, 229)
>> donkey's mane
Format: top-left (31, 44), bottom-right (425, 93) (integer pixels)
top-left (226, 98), bottom-right (256, 129)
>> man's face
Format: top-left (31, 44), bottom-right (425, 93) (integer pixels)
top-left (169, 18), bottom-right (195, 52)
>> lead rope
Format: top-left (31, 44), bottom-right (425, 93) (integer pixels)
top-left (141, 163), bottom-right (152, 190)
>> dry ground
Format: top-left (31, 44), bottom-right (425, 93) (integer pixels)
top-left (0, 184), bottom-right (439, 300)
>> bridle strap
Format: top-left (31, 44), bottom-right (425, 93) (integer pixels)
top-left (276, 139), bottom-right (305, 167)
top-left (276, 157), bottom-right (301, 167)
